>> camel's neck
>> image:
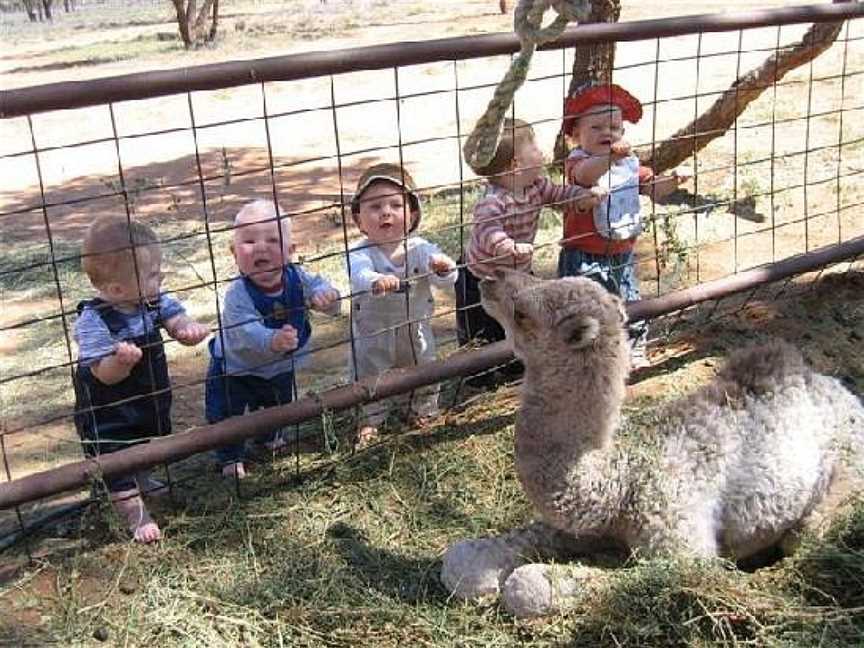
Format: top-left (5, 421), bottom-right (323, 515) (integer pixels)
top-left (514, 351), bottom-right (628, 531)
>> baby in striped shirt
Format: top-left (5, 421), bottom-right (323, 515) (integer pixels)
top-left (456, 118), bottom-right (605, 355)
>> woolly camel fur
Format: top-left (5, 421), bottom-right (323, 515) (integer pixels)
top-left (441, 269), bottom-right (864, 618)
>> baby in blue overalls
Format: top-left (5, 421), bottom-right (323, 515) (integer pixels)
top-left (74, 216), bottom-right (210, 543)
top-left (205, 199), bottom-right (340, 480)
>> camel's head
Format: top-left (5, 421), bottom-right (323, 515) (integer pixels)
top-left (480, 269), bottom-right (628, 363)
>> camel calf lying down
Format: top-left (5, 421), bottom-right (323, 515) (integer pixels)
top-left (441, 269), bottom-right (864, 617)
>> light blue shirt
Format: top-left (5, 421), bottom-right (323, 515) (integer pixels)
top-left (74, 294), bottom-right (185, 367)
top-left (211, 266), bottom-right (340, 379)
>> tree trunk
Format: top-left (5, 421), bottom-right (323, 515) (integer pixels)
top-left (41, 0), bottom-right (52, 21)
top-left (192, 0), bottom-right (216, 41)
top-left (22, 0), bottom-right (38, 22)
top-left (171, 0), bottom-right (192, 46)
top-left (553, 0), bottom-right (621, 165)
top-left (171, 0), bottom-right (220, 48)
top-left (639, 5), bottom-right (849, 173)
top-left (208, 0), bottom-right (220, 41)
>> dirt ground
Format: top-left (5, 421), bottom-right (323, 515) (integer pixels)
top-left (1, 0), bottom-right (863, 497)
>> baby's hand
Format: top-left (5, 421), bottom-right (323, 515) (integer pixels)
top-left (114, 341), bottom-right (143, 366)
top-left (649, 171), bottom-right (690, 202)
top-left (575, 186), bottom-right (607, 211)
top-left (173, 320), bottom-right (209, 346)
top-left (512, 243), bottom-right (533, 264)
top-left (428, 254), bottom-right (455, 276)
top-left (371, 275), bottom-right (402, 295)
top-left (271, 324), bottom-right (299, 353)
top-left (610, 140), bottom-right (631, 160)
top-left (310, 289), bottom-right (339, 310)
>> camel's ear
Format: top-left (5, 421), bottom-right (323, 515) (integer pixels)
top-left (556, 311), bottom-right (600, 348)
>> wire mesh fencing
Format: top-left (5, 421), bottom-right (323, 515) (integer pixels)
top-left (1, 2), bottom-right (864, 552)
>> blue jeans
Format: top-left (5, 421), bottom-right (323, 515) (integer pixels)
top-left (204, 357), bottom-right (295, 465)
top-left (557, 248), bottom-right (646, 343)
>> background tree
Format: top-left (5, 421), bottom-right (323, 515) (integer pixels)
top-left (21, 0), bottom-right (52, 22)
top-left (170, 0), bottom-right (220, 48)
top-left (555, 0), bottom-right (851, 173)
top-left (553, 0), bottom-right (620, 163)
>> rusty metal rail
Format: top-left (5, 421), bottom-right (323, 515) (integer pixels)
top-left (2, 3), bottom-right (863, 118)
top-left (2, 234), bottom-right (862, 511)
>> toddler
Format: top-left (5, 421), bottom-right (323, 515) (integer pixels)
top-left (348, 163), bottom-right (457, 446)
top-left (74, 215), bottom-right (210, 543)
top-left (559, 82), bottom-right (686, 367)
top-left (205, 199), bottom-right (340, 479)
top-left (457, 118), bottom-right (604, 349)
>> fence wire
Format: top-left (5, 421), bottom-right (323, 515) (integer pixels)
top-left (2, 4), bottom-right (864, 551)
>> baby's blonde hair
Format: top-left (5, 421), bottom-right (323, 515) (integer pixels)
top-left (81, 216), bottom-right (160, 288)
top-left (232, 199), bottom-right (292, 242)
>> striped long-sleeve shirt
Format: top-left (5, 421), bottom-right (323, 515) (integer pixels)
top-left (465, 177), bottom-right (593, 278)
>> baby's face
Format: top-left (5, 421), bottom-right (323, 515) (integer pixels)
top-left (512, 136), bottom-right (545, 184)
top-left (232, 211), bottom-right (292, 292)
top-left (104, 247), bottom-right (163, 309)
top-left (355, 180), bottom-right (414, 246)
top-left (575, 105), bottom-right (624, 156)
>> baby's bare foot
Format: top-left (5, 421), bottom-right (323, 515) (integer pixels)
top-left (221, 461), bottom-right (247, 480)
top-left (111, 490), bottom-right (162, 544)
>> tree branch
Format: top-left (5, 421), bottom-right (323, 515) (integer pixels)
top-left (639, 3), bottom-right (849, 173)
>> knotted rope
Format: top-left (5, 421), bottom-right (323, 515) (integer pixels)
top-left (463, 0), bottom-right (593, 174)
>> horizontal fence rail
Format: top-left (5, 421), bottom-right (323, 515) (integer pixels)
top-left (2, 234), bottom-right (863, 511)
top-left (2, 3), bottom-right (863, 117)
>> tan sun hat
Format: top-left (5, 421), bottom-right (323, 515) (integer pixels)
top-left (350, 162), bottom-right (422, 233)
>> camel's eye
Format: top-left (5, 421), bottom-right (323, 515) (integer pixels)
top-left (566, 324), bottom-right (591, 346)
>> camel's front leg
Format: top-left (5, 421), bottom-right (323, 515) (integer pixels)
top-left (502, 562), bottom-right (607, 618)
top-left (441, 521), bottom-right (579, 601)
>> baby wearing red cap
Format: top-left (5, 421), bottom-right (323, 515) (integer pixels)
top-left (559, 82), bottom-right (687, 368)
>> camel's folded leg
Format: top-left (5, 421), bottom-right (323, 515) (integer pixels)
top-left (441, 521), bottom-right (578, 601)
top-left (502, 562), bottom-right (607, 618)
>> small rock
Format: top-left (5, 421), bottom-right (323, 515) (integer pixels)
top-left (93, 627), bottom-right (109, 642)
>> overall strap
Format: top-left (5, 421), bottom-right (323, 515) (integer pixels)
top-left (242, 267), bottom-right (312, 348)
top-left (77, 298), bottom-right (163, 336)
top-left (77, 298), bottom-right (126, 335)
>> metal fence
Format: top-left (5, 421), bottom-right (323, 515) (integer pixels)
top-left (2, 2), bottom-right (864, 552)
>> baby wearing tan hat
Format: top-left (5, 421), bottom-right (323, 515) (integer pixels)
top-left (347, 163), bottom-right (457, 446)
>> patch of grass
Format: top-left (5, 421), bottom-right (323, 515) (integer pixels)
top-left (0, 239), bottom-right (84, 298)
top-left (3, 374), bottom-right (864, 645)
top-left (5, 271), bottom-right (864, 643)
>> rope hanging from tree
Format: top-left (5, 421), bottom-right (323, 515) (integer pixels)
top-left (463, 0), bottom-right (593, 174)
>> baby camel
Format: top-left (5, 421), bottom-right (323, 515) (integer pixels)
top-left (441, 269), bottom-right (864, 617)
